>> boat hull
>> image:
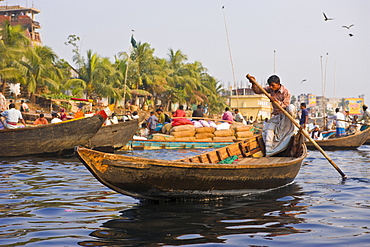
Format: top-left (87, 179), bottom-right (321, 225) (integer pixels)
top-left (305, 127), bottom-right (370, 150)
top-left (87, 120), bottom-right (139, 151)
top-left (76, 136), bottom-right (307, 200)
top-left (0, 114), bottom-right (104, 157)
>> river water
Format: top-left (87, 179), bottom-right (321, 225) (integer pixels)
top-left (1, 145), bottom-right (370, 247)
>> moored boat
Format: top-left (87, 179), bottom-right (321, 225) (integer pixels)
top-left (86, 119), bottom-right (139, 152)
top-left (123, 138), bottom-right (234, 150)
top-left (0, 112), bottom-right (106, 157)
top-left (305, 127), bottom-right (370, 150)
top-left (76, 134), bottom-right (307, 200)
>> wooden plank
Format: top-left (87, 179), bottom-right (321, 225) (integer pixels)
top-left (226, 147), bottom-right (232, 157)
top-left (206, 153), bottom-right (213, 163)
top-left (239, 142), bottom-right (247, 157)
top-left (216, 150), bottom-right (222, 161)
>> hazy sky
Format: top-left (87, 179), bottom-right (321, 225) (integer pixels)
top-left (3, 0), bottom-right (370, 103)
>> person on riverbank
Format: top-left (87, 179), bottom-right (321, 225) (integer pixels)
top-left (327, 108), bottom-right (346, 137)
top-left (222, 107), bottom-right (234, 123)
top-left (0, 92), bottom-right (6, 112)
top-left (192, 105), bottom-right (204, 120)
top-left (34, 113), bottom-right (48, 125)
top-left (0, 103), bottom-right (26, 129)
top-left (358, 104), bottom-right (370, 131)
top-left (20, 100), bottom-right (29, 112)
top-left (246, 74), bottom-right (294, 156)
top-left (59, 108), bottom-right (67, 121)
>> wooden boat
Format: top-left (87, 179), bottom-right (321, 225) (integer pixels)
top-left (0, 112), bottom-right (106, 157)
top-left (76, 134), bottom-right (307, 200)
top-left (86, 119), bottom-right (139, 152)
top-left (123, 139), bottom-right (234, 150)
top-left (305, 127), bottom-right (370, 150)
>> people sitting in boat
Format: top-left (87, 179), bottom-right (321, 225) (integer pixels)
top-left (327, 108), bottom-right (346, 137)
top-left (132, 111), bottom-right (140, 120)
top-left (347, 115), bottom-right (360, 135)
top-left (234, 109), bottom-right (246, 124)
top-left (222, 107), bottom-right (234, 123)
top-left (51, 112), bottom-right (62, 124)
top-left (20, 100), bottom-right (29, 113)
top-left (74, 108), bottom-right (84, 119)
top-left (111, 113), bottom-right (119, 124)
top-left (59, 108), bottom-right (68, 121)
top-left (173, 105), bottom-right (187, 119)
top-left (34, 113), bottom-right (48, 125)
top-left (147, 111), bottom-right (158, 135)
top-left (247, 74), bottom-right (294, 157)
top-left (309, 125), bottom-right (323, 140)
top-left (123, 111), bottom-right (133, 121)
top-left (358, 104), bottom-right (370, 131)
top-left (192, 105), bottom-right (204, 121)
top-left (247, 116), bottom-right (255, 125)
top-left (156, 108), bottom-right (166, 124)
top-left (0, 103), bottom-right (26, 129)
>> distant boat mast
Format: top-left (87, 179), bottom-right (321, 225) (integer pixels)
top-left (222, 6), bottom-right (239, 107)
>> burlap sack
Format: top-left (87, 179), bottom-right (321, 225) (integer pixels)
top-left (214, 129), bottom-right (234, 137)
top-left (151, 134), bottom-right (175, 140)
top-left (235, 131), bottom-right (254, 138)
top-left (162, 123), bottom-right (172, 134)
top-left (233, 125), bottom-right (253, 132)
top-left (174, 137), bottom-right (197, 141)
top-left (170, 124), bottom-right (196, 132)
top-left (195, 132), bottom-right (215, 139)
top-left (171, 130), bottom-right (195, 138)
top-left (230, 123), bottom-right (245, 129)
top-left (195, 127), bottom-right (216, 133)
top-left (213, 136), bottom-right (235, 142)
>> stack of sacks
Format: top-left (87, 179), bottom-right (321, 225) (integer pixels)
top-left (230, 123), bottom-right (254, 140)
top-left (195, 127), bottom-right (215, 141)
top-left (213, 123), bottom-right (235, 141)
top-left (170, 124), bottom-right (196, 141)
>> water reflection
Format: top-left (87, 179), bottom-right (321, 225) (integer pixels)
top-left (79, 184), bottom-right (310, 246)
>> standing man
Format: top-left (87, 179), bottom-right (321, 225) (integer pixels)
top-left (358, 104), bottom-right (370, 131)
top-left (0, 103), bottom-right (26, 129)
top-left (327, 108), bottom-right (346, 137)
top-left (299, 103), bottom-right (309, 130)
top-left (246, 74), bottom-right (294, 156)
top-left (147, 111), bottom-right (158, 135)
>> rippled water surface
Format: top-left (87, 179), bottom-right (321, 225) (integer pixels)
top-left (1, 145), bottom-right (370, 246)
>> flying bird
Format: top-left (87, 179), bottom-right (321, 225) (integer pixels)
top-left (222, 6), bottom-right (224, 9)
top-left (342, 24), bottom-right (354, 29)
top-left (300, 79), bottom-right (307, 84)
top-left (323, 12), bottom-right (334, 21)
top-left (349, 33), bottom-right (354, 37)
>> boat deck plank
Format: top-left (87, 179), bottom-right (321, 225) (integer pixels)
top-left (237, 157), bottom-right (295, 165)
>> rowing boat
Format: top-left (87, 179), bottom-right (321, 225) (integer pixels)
top-left (305, 127), bottom-right (370, 150)
top-left (0, 112), bottom-right (106, 157)
top-left (86, 119), bottom-right (139, 152)
top-left (123, 139), bottom-right (234, 150)
top-left (76, 134), bottom-right (307, 200)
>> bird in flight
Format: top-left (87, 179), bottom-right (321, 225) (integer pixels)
top-left (342, 24), bottom-right (354, 29)
top-left (222, 6), bottom-right (224, 9)
top-left (301, 79), bottom-right (307, 84)
top-left (349, 33), bottom-right (354, 37)
top-left (323, 12), bottom-right (334, 21)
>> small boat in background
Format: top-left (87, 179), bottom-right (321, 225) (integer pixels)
top-left (86, 119), bottom-right (139, 152)
top-left (76, 134), bottom-right (307, 200)
top-left (305, 127), bottom-right (370, 150)
top-left (123, 139), bottom-right (234, 150)
top-left (0, 111), bottom-right (106, 157)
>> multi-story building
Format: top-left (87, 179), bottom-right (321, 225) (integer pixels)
top-left (0, 5), bottom-right (41, 46)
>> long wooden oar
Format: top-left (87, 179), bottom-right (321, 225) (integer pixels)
top-left (246, 74), bottom-right (346, 178)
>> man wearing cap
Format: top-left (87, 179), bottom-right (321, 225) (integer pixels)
top-left (358, 104), bottom-right (370, 131)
